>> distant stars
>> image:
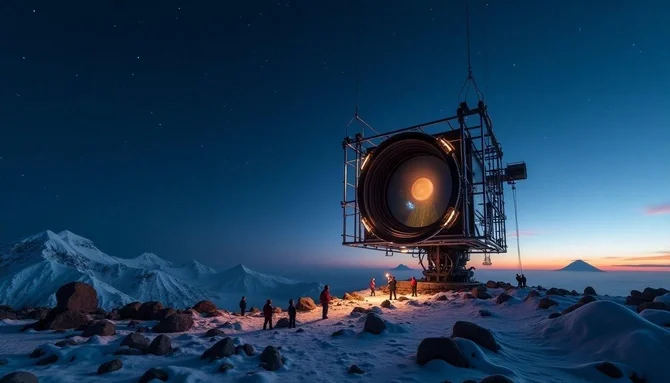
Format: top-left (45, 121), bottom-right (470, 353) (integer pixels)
top-left (578, 27), bottom-right (582, 32)
top-left (15, 93), bottom-right (20, 97)
top-left (201, 144), bottom-right (204, 148)
top-left (137, 56), bottom-right (140, 60)
top-left (158, 123), bottom-right (162, 127)
top-left (22, 56), bottom-right (25, 60)
top-left (131, 73), bottom-right (135, 76)
top-left (32, 9), bottom-right (35, 13)
top-left (113, 24), bottom-right (117, 28)
top-left (513, 63), bottom-right (516, 67)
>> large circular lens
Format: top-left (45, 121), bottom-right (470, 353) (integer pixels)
top-left (357, 132), bottom-right (461, 244)
top-left (386, 155), bottom-right (453, 228)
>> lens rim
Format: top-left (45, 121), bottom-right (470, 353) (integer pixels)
top-left (357, 132), bottom-right (461, 244)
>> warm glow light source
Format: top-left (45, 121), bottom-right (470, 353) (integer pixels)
top-left (411, 177), bottom-right (434, 201)
top-left (361, 217), bottom-right (373, 232)
top-left (438, 138), bottom-right (454, 153)
top-left (361, 154), bottom-right (370, 170)
top-left (442, 208), bottom-right (458, 227)
top-left (400, 246), bottom-right (408, 253)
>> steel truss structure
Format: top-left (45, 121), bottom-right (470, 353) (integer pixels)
top-left (341, 101), bottom-right (509, 266)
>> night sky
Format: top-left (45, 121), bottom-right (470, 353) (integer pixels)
top-left (1, 1), bottom-right (669, 271)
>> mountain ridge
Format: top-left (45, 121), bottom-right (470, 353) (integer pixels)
top-left (0, 230), bottom-right (322, 310)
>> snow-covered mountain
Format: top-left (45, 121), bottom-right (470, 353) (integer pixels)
top-left (0, 230), bottom-right (320, 310)
top-left (556, 259), bottom-right (604, 272)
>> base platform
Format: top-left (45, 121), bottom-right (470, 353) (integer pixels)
top-left (381, 280), bottom-right (482, 295)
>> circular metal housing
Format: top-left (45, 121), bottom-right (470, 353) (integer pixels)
top-left (358, 132), bottom-right (461, 245)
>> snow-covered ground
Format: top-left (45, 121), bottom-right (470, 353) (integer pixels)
top-left (1, 288), bottom-right (669, 383)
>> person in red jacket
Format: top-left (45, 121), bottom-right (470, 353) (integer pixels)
top-left (369, 278), bottom-right (376, 296)
top-left (262, 299), bottom-right (274, 330)
top-left (319, 285), bottom-right (331, 319)
top-left (410, 276), bottom-right (418, 297)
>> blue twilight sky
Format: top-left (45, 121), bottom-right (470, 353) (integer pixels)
top-left (0, 1), bottom-right (668, 271)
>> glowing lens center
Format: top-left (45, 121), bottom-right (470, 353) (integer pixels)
top-left (411, 177), bottom-right (434, 201)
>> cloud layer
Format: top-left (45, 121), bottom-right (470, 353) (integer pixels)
top-left (644, 203), bottom-right (670, 215)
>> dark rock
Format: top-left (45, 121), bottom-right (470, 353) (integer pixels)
top-left (156, 308), bottom-right (177, 320)
top-left (82, 320), bottom-right (116, 337)
top-left (137, 301), bottom-right (164, 321)
top-left (525, 290), bottom-right (541, 300)
top-left (629, 372), bottom-right (646, 383)
top-left (332, 329), bottom-right (347, 337)
top-left (138, 368), bottom-right (169, 383)
top-left (0, 311), bottom-right (18, 320)
top-left (479, 375), bottom-right (514, 383)
top-left (29, 348), bottom-right (45, 358)
top-left (546, 287), bottom-right (567, 296)
top-left (275, 318), bottom-right (290, 328)
top-left (121, 332), bottom-right (150, 351)
top-left (55, 339), bottom-right (79, 347)
top-left (626, 295), bottom-right (647, 306)
top-left (595, 361), bottom-right (623, 378)
top-left (578, 295), bottom-right (597, 305)
top-left (583, 286), bottom-right (596, 295)
top-left (219, 362), bottom-right (234, 373)
top-left (343, 292), bottom-right (365, 301)
top-left (479, 310), bottom-right (492, 317)
top-left (205, 328), bottom-right (226, 338)
top-left (381, 300), bottom-right (392, 308)
top-left (105, 310), bottom-right (120, 321)
top-left (637, 301), bottom-right (670, 313)
top-left (296, 328), bottom-right (305, 333)
top-left (548, 313), bottom-right (562, 319)
top-left (114, 348), bottom-right (144, 356)
top-left (363, 313), bottom-right (386, 335)
top-left (192, 300), bottom-right (217, 314)
top-left (201, 337), bottom-right (236, 361)
top-left (452, 321), bottom-right (500, 352)
top-left (235, 343), bottom-right (255, 356)
top-left (416, 337), bottom-right (469, 367)
top-left (0, 371), bottom-right (38, 383)
top-left (147, 334), bottom-right (172, 356)
top-left (0, 359), bottom-right (7, 366)
top-left (135, 326), bottom-right (150, 333)
top-left (118, 302), bottom-right (141, 319)
top-left (348, 364), bottom-right (364, 374)
top-left (642, 287), bottom-right (669, 302)
top-left (464, 293), bottom-right (477, 300)
top-left (436, 295), bottom-right (449, 301)
top-left (496, 293), bottom-right (512, 304)
top-left (97, 359), bottom-right (123, 375)
top-left (249, 307), bottom-right (260, 314)
top-left (351, 307), bottom-right (368, 314)
top-left (259, 346), bottom-right (283, 371)
top-left (33, 308), bottom-right (90, 331)
top-left (152, 313), bottom-right (194, 333)
top-left (296, 297), bottom-right (317, 311)
top-left (398, 296), bottom-right (409, 301)
top-left (127, 320), bottom-right (140, 328)
top-left (36, 354), bottom-right (58, 365)
top-left (485, 280), bottom-right (498, 289)
top-left (56, 282), bottom-right (98, 313)
top-left (471, 286), bottom-right (491, 299)
top-left (538, 298), bottom-right (558, 309)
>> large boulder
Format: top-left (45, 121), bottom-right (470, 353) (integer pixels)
top-left (296, 297), bottom-right (316, 312)
top-left (471, 286), bottom-right (491, 299)
top-left (275, 318), bottom-right (290, 328)
top-left (137, 301), bottom-right (164, 320)
top-left (451, 321), bottom-right (500, 352)
top-left (152, 313), bottom-right (193, 333)
top-left (538, 298), bottom-right (558, 309)
top-left (583, 286), bottom-right (597, 295)
top-left (56, 282), bottom-right (98, 313)
top-left (97, 359), bottom-right (123, 375)
top-left (201, 337), bottom-right (235, 361)
top-left (30, 308), bottom-right (90, 331)
top-left (192, 300), bottom-right (217, 314)
top-left (416, 337), bottom-right (469, 367)
top-left (120, 332), bottom-right (150, 352)
top-left (147, 334), bottom-right (172, 356)
top-left (496, 293), bottom-right (512, 304)
top-left (637, 301), bottom-right (670, 313)
top-left (82, 320), bottom-right (116, 337)
top-left (118, 302), bottom-right (141, 319)
top-left (0, 371), bottom-right (39, 383)
top-left (259, 346), bottom-right (283, 371)
top-left (363, 313), bottom-right (386, 335)
top-left (343, 292), bottom-right (365, 301)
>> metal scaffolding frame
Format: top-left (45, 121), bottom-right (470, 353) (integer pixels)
top-left (341, 101), bottom-right (508, 264)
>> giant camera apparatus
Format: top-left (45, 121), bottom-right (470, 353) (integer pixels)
top-left (341, 100), bottom-right (526, 285)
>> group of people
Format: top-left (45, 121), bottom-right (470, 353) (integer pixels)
top-left (370, 275), bottom-right (419, 300)
top-left (237, 285), bottom-right (333, 330)
top-left (515, 274), bottom-right (528, 288)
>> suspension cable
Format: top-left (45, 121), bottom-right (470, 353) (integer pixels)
top-left (458, 0), bottom-right (484, 102)
top-left (511, 182), bottom-right (523, 274)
